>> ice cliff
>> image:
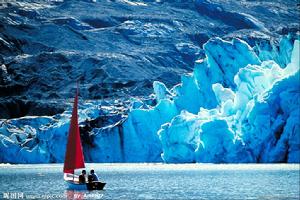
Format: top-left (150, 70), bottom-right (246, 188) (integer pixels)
top-left (0, 34), bottom-right (299, 163)
top-left (159, 37), bottom-right (300, 163)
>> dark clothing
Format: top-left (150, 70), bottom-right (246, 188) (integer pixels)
top-left (88, 174), bottom-right (93, 183)
top-left (92, 173), bottom-right (99, 181)
top-left (88, 173), bottom-right (99, 182)
top-left (79, 174), bottom-right (86, 183)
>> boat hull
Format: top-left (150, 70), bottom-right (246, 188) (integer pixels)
top-left (64, 174), bottom-right (106, 190)
top-left (86, 182), bottom-right (106, 190)
top-left (65, 180), bottom-right (87, 190)
top-left (65, 180), bottom-right (106, 190)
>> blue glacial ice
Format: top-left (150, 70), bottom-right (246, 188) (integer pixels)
top-left (158, 36), bottom-right (299, 163)
top-left (0, 35), bottom-right (299, 163)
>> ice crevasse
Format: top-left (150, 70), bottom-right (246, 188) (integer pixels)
top-left (0, 35), bottom-right (299, 163)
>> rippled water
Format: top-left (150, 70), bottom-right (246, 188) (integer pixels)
top-left (0, 164), bottom-right (299, 200)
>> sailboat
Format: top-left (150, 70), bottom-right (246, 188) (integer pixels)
top-left (63, 86), bottom-right (106, 190)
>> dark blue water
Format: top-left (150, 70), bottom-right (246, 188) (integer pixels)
top-left (0, 164), bottom-right (299, 200)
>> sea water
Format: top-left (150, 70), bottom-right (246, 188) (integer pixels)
top-left (0, 164), bottom-right (299, 200)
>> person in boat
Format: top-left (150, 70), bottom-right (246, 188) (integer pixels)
top-left (79, 170), bottom-right (86, 184)
top-left (88, 169), bottom-right (99, 182)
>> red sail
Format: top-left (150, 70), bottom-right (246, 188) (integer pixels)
top-left (63, 87), bottom-right (85, 174)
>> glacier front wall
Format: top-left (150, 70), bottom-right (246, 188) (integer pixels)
top-left (0, 35), bottom-right (299, 163)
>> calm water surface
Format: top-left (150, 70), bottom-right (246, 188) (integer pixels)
top-left (0, 164), bottom-right (299, 200)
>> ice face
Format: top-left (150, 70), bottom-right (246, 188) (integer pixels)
top-left (158, 111), bottom-right (200, 163)
top-left (158, 36), bottom-right (299, 163)
top-left (0, 36), bottom-right (299, 164)
top-left (203, 37), bottom-right (261, 89)
top-left (254, 35), bottom-right (295, 68)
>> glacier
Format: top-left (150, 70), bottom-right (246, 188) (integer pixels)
top-left (0, 34), bottom-right (299, 164)
top-left (158, 35), bottom-right (300, 163)
top-left (1, 0), bottom-right (299, 119)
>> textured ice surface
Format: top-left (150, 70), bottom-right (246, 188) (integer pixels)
top-left (0, 0), bottom-right (299, 118)
top-left (1, 35), bottom-right (299, 163)
top-left (0, 0), bottom-right (299, 163)
top-left (159, 38), bottom-right (300, 163)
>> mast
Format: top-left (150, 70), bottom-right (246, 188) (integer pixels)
top-left (63, 85), bottom-right (85, 174)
